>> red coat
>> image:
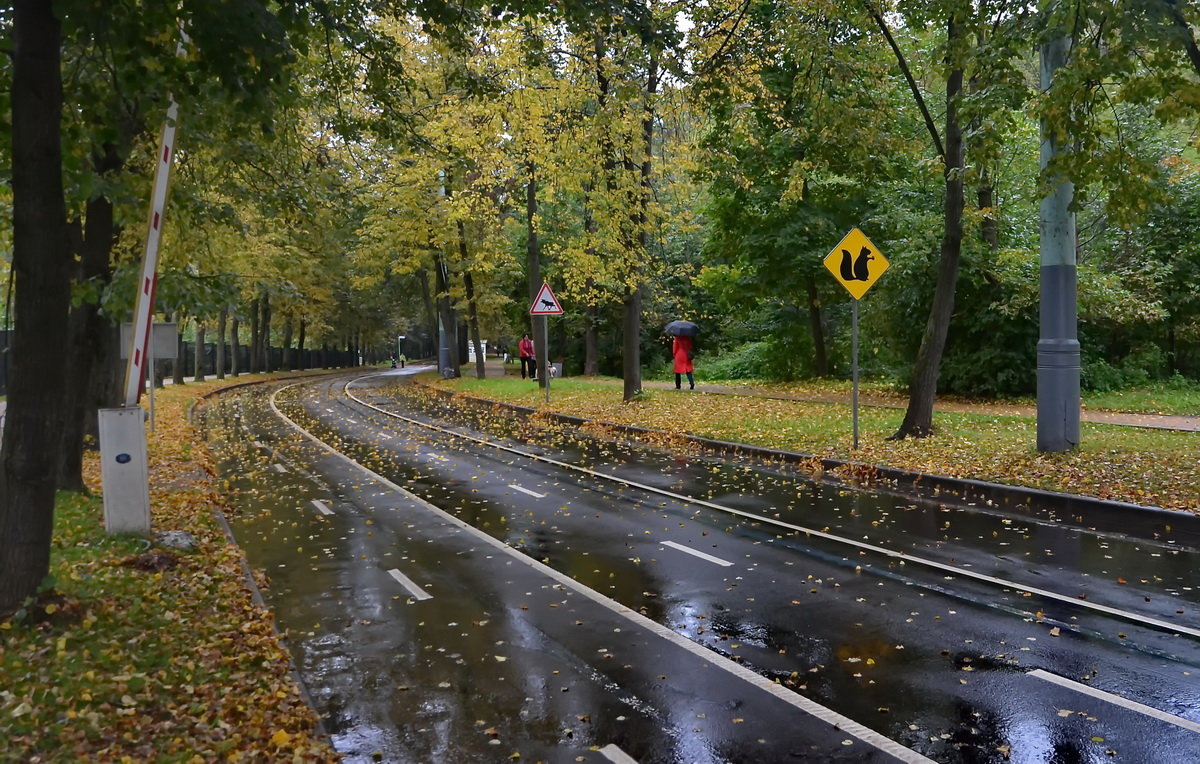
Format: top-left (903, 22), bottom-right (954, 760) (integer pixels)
top-left (518, 337), bottom-right (534, 358)
top-left (672, 336), bottom-right (693, 374)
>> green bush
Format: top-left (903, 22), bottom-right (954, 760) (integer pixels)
top-left (1082, 359), bottom-right (1126, 392)
top-left (703, 340), bottom-right (774, 380)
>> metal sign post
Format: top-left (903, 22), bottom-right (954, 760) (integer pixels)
top-left (852, 299), bottom-right (860, 449)
top-left (529, 282), bottom-right (564, 403)
top-left (824, 228), bottom-right (890, 449)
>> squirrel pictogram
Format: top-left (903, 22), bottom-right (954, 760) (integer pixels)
top-left (839, 247), bottom-right (874, 282)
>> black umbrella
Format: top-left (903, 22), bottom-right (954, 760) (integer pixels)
top-left (664, 320), bottom-right (700, 337)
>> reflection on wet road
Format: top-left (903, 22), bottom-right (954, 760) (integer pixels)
top-left (202, 371), bottom-right (1200, 763)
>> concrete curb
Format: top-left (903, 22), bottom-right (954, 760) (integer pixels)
top-left (418, 383), bottom-right (1200, 548)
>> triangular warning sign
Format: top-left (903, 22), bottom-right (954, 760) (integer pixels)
top-left (529, 283), bottom-right (564, 315)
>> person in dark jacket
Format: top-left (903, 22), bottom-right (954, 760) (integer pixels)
top-left (673, 335), bottom-right (694, 389)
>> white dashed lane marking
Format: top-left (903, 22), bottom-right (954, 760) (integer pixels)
top-left (508, 484), bottom-right (547, 499)
top-left (387, 568), bottom-right (433, 601)
top-left (660, 540), bottom-right (734, 567)
top-left (1028, 669), bottom-right (1200, 734)
top-left (311, 500), bottom-right (334, 516)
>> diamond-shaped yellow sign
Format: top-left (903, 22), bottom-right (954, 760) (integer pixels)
top-left (823, 227), bottom-right (890, 300)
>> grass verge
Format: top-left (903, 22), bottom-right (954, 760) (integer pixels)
top-left (433, 374), bottom-right (1200, 514)
top-left (0, 373), bottom-right (339, 762)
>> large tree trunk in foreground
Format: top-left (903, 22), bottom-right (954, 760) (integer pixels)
top-left (890, 18), bottom-right (966, 440)
top-left (1, 2), bottom-right (73, 614)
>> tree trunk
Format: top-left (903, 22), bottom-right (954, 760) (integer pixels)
top-left (248, 297), bottom-right (260, 374)
top-left (281, 317), bottom-right (294, 372)
top-left (464, 272), bottom-right (486, 379)
top-left (582, 180), bottom-right (600, 376)
top-left (172, 319), bottom-right (186, 384)
top-left (259, 292), bottom-right (272, 373)
top-left (978, 170), bottom-right (999, 252)
top-left (417, 270), bottom-right (438, 355)
top-left (623, 50), bottom-right (659, 401)
top-left (215, 308), bottom-right (227, 380)
top-left (59, 187), bottom-right (118, 491)
top-left (805, 276), bottom-right (829, 377)
top-left (296, 319), bottom-right (307, 371)
top-left (584, 302), bottom-right (599, 376)
top-left (1, 1), bottom-right (72, 614)
top-left (434, 255), bottom-right (460, 377)
top-left (890, 19), bottom-right (966, 440)
top-left (195, 323), bottom-right (207, 382)
top-left (230, 316), bottom-right (241, 376)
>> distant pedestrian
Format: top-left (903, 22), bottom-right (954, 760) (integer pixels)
top-left (673, 335), bottom-right (694, 390)
top-left (518, 333), bottom-right (535, 379)
top-left (399, 353), bottom-right (406, 368)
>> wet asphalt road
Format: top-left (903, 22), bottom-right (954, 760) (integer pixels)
top-left (202, 370), bottom-right (1200, 763)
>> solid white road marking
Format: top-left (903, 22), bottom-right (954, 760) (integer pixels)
top-left (661, 540), bottom-right (734, 567)
top-left (387, 568), bottom-right (433, 601)
top-left (311, 500), bottom-right (334, 516)
top-left (508, 484), bottom-right (546, 499)
top-left (268, 384), bottom-right (932, 763)
top-left (346, 418), bottom-right (359, 424)
top-left (1028, 669), bottom-right (1200, 734)
top-left (598, 743), bottom-right (638, 764)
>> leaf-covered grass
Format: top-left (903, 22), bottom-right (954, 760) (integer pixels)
top-left (650, 369), bottom-right (1200, 416)
top-left (0, 373), bottom-right (338, 762)
top-left (436, 374), bottom-right (1200, 514)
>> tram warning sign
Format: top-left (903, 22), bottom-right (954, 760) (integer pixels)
top-left (824, 227), bottom-right (890, 300)
top-left (529, 283), bottom-right (564, 315)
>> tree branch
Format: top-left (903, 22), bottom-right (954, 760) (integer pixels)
top-left (864, 1), bottom-right (945, 159)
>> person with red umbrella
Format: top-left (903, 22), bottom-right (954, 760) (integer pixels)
top-left (665, 320), bottom-right (698, 390)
